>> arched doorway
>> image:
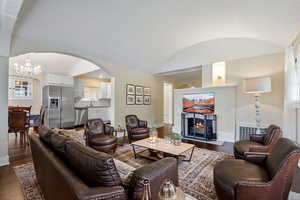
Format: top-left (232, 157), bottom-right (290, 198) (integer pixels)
top-left (8, 52), bottom-right (116, 160)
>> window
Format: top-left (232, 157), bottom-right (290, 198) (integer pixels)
top-left (9, 77), bottom-right (33, 99)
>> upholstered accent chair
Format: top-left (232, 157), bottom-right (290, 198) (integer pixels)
top-left (234, 124), bottom-right (282, 159)
top-left (125, 115), bottom-right (150, 143)
top-left (214, 138), bottom-right (300, 200)
top-left (84, 119), bottom-right (117, 154)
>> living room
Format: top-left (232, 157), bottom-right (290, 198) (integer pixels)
top-left (1, 1), bottom-right (300, 200)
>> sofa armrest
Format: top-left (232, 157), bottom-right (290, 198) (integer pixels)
top-left (236, 181), bottom-right (274, 200)
top-left (138, 120), bottom-right (147, 128)
top-left (104, 124), bottom-right (114, 136)
top-left (249, 145), bottom-right (269, 152)
top-left (249, 134), bottom-right (265, 144)
top-left (244, 152), bottom-right (269, 165)
top-left (79, 186), bottom-right (127, 200)
top-left (128, 157), bottom-right (178, 200)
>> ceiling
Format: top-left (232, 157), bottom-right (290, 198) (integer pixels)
top-left (10, 0), bottom-right (300, 74)
top-left (9, 53), bottom-right (101, 76)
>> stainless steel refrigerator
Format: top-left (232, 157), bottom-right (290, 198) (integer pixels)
top-left (42, 85), bottom-right (75, 128)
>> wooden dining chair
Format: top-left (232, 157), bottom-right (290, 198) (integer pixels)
top-left (8, 111), bottom-right (30, 145)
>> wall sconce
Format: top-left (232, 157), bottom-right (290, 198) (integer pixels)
top-left (212, 61), bottom-right (226, 86)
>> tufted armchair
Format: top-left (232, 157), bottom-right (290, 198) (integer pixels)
top-left (125, 115), bottom-right (150, 143)
top-left (85, 119), bottom-right (117, 154)
top-left (234, 124), bottom-right (282, 159)
top-left (214, 138), bottom-right (300, 200)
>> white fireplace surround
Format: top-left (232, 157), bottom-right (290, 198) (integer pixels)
top-left (173, 85), bottom-right (237, 143)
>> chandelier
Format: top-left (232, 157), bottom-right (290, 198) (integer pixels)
top-left (13, 57), bottom-right (42, 77)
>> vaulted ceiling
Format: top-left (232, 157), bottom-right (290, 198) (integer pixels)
top-left (10, 0), bottom-right (300, 73)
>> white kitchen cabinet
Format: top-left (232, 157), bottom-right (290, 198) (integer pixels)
top-left (88, 107), bottom-right (110, 120)
top-left (99, 82), bottom-right (111, 99)
top-left (44, 74), bottom-right (74, 86)
top-left (74, 79), bottom-right (85, 98)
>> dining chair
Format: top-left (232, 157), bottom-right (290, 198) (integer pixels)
top-left (8, 110), bottom-right (30, 145)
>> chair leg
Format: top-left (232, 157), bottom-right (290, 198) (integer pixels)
top-left (25, 129), bottom-right (29, 146)
top-left (20, 131), bottom-right (24, 145)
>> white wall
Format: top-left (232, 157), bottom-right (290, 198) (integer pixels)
top-left (0, 0), bottom-right (24, 166)
top-left (106, 64), bottom-right (174, 128)
top-left (173, 53), bottom-right (284, 142)
top-left (0, 56), bottom-right (9, 166)
top-left (173, 86), bottom-right (237, 142)
top-left (226, 53), bottom-right (284, 129)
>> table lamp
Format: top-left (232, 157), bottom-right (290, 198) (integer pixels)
top-left (244, 76), bottom-right (272, 134)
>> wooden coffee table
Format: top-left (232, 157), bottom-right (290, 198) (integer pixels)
top-left (131, 138), bottom-right (195, 162)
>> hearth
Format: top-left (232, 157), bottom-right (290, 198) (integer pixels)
top-left (181, 112), bottom-right (217, 141)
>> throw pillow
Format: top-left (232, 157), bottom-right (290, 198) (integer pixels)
top-left (113, 158), bottom-right (136, 187)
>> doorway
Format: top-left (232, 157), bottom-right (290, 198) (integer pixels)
top-left (163, 82), bottom-right (173, 124)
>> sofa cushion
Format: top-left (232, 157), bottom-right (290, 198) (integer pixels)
top-left (90, 135), bottom-right (117, 146)
top-left (214, 159), bottom-right (270, 199)
top-left (39, 126), bottom-right (55, 145)
top-left (65, 141), bottom-right (122, 187)
top-left (50, 133), bottom-right (70, 156)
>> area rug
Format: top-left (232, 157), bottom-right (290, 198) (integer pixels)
top-left (14, 131), bottom-right (233, 200)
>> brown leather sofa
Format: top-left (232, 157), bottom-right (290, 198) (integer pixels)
top-left (85, 119), bottom-right (117, 154)
top-left (30, 127), bottom-right (179, 200)
top-left (214, 138), bottom-right (300, 200)
top-left (234, 124), bottom-right (282, 159)
top-left (125, 115), bottom-right (150, 143)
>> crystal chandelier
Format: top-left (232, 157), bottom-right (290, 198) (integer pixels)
top-left (13, 57), bottom-right (42, 77)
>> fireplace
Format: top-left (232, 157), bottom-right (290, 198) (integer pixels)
top-left (181, 112), bottom-right (217, 141)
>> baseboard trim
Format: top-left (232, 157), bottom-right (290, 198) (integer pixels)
top-left (0, 155), bottom-right (9, 167)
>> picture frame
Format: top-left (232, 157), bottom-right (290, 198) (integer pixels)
top-left (144, 87), bottom-right (151, 96)
top-left (136, 86), bottom-right (143, 96)
top-left (136, 95), bottom-right (144, 105)
top-left (127, 84), bottom-right (135, 95)
top-left (126, 94), bottom-right (135, 105)
top-left (144, 95), bottom-right (151, 105)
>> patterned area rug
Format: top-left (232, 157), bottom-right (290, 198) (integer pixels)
top-left (14, 131), bottom-right (233, 200)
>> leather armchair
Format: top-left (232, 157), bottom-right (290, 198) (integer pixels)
top-left (234, 124), bottom-right (282, 159)
top-left (85, 119), bottom-right (117, 154)
top-left (125, 115), bottom-right (150, 143)
top-left (214, 138), bottom-right (300, 200)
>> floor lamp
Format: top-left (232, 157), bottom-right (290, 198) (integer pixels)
top-left (244, 76), bottom-right (272, 134)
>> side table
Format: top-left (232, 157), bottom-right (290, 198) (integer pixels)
top-left (114, 128), bottom-right (127, 146)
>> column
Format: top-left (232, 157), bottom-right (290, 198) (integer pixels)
top-left (0, 56), bottom-right (9, 166)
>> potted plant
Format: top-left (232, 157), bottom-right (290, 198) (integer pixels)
top-left (173, 134), bottom-right (182, 146)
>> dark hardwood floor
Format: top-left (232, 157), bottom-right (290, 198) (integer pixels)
top-left (0, 126), bottom-right (299, 200)
top-left (0, 133), bottom-right (32, 200)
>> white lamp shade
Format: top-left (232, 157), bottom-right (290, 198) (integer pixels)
top-left (244, 76), bottom-right (272, 94)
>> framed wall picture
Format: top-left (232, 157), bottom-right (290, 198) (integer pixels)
top-left (127, 84), bottom-right (135, 95)
top-left (127, 95), bottom-right (135, 105)
top-left (144, 95), bottom-right (151, 105)
top-left (136, 86), bottom-right (143, 96)
top-left (144, 87), bottom-right (151, 96)
top-left (136, 95), bottom-right (143, 105)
